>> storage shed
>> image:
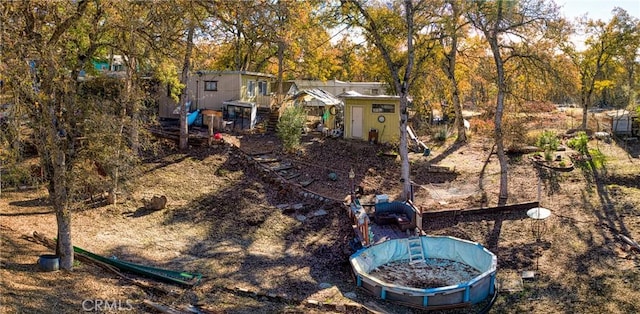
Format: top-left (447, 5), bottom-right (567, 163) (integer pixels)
top-left (288, 88), bottom-right (344, 133)
top-left (608, 109), bottom-right (639, 136)
top-left (223, 100), bottom-right (257, 130)
top-left (339, 91), bottom-right (400, 144)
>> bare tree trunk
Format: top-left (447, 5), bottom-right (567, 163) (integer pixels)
top-left (51, 147), bottom-right (73, 270)
top-left (495, 98), bottom-right (508, 205)
top-left (277, 41), bottom-right (284, 97)
top-left (581, 94), bottom-right (590, 130)
top-left (485, 3), bottom-right (509, 204)
top-left (444, 44), bottom-right (466, 143)
top-left (399, 0), bottom-right (414, 199)
top-left (444, 0), bottom-right (466, 143)
top-left (179, 25), bottom-right (195, 150)
top-left (452, 87), bottom-right (466, 142)
top-left (628, 67), bottom-right (636, 110)
top-left (448, 60), bottom-right (467, 143)
top-left (343, 0), bottom-right (420, 199)
top-left (54, 204), bottom-right (73, 270)
top-left (127, 56), bottom-right (139, 155)
top-left (581, 85), bottom-right (593, 130)
top-left (399, 96), bottom-right (411, 199)
top-left (131, 107), bottom-right (139, 155)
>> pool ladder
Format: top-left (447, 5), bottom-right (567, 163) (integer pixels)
top-left (407, 237), bottom-right (425, 264)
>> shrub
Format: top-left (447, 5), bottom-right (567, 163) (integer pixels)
top-left (522, 101), bottom-right (556, 113)
top-left (536, 130), bottom-right (559, 161)
top-left (277, 105), bottom-right (306, 153)
top-left (588, 148), bottom-right (606, 169)
top-left (504, 115), bottom-right (529, 150)
top-left (526, 130), bottom-right (544, 147)
top-left (1, 164), bottom-right (31, 187)
top-left (433, 126), bottom-right (448, 142)
top-left (567, 131), bottom-right (589, 155)
top-left (536, 130), bottom-right (559, 151)
top-left (469, 117), bottom-right (494, 136)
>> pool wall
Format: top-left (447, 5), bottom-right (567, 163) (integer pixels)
top-left (350, 235), bottom-right (497, 309)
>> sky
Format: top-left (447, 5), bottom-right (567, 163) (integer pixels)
top-left (557, 1), bottom-right (640, 50)
top-left (558, 0), bottom-right (640, 21)
top-left (331, 1), bottom-right (640, 47)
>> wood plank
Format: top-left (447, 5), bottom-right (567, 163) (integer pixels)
top-left (270, 164), bottom-right (293, 171)
top-left (255, 157), bottom-right (280, 163)
top-left (283, 173), bottom-right (301, 180)
top-left (249, 151), bottom-right (273, 156)
top-left (422, 201), bottom-right (539, 218)
top-left (427, 165), bottom-right (455, 173)
top-left (300, 179), bottom-right (315, 187)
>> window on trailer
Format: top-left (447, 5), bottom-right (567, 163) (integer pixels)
top-left (204, 81), bottom-right (218, 91)
top-left (248, 80), bottom-right (255, 97)
top-left (258, 81), bottom-right (268, 96)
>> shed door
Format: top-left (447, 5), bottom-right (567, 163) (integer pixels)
top-left (351, 106), bottom-right (363, 138)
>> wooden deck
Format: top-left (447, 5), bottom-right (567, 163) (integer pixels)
top-left (348, 198), bottom-right (540, 247)
top-left (370, 224), bottom-right (410, 244)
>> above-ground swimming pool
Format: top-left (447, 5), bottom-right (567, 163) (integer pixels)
top-left (350, 235), bottom-right (497, 310)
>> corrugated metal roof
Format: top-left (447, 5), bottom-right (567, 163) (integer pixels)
top-left (223, 100), bottom-right (256, 107)
top-left (337, 90), bottom-right (400, 100)
top-left (291, 88), bottom-right (343, 106)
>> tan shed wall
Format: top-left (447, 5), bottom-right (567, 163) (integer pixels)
top-left (158, 73), bottom-right (272, 119)
top-left (344, 98), bottom-right (400, 144)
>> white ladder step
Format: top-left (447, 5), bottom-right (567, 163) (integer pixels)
top-left (407, 237), bottom-right (425, 264)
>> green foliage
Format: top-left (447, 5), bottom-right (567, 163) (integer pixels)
top-left (567, 131), bottom-right (589, 155)
top-left (433, 126), bottom-right (448, 142)
top-left (154, 62), bottom-right (184, 102)
top-left (588, 148), bottom-right (606, 169)
top-left (536, 130), bottom-right (559, 160)
top-left (0, 164), bottom-right (31, 187)
top-left (215, 168), bottom-right (229, 177)
top-left (277, 105), bottom-right (306, 153)
top-left (536, 130), bottom-right (559, 151)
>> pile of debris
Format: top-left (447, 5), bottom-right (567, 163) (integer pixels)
top-left (371, 258), bottom-right (481, 289)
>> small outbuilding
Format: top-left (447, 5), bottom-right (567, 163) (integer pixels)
top-left (287, 88), bottom-right (344, 133)
top-left (223, 100), bottom-right (257, 130)
top-left (339, 91), bottom-right (400, 144)
top-left (608, 109), bottom-right (639, 136)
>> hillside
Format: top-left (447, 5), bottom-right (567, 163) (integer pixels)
top-left (1, 108), bottom-right (640, 313)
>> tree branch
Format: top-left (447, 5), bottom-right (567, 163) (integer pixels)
top-left (47, 0), bottom-right (89, 47)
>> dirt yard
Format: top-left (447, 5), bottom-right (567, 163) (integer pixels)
top-left (1, 108), bottom-right (640, 313)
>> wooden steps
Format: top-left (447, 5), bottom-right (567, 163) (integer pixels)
top-left (267, 107), bottom-right (280, 132)
top-left (250, 153), bottom-right (315, 188)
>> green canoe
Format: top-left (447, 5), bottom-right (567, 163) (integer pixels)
top-left (73, 246), bottom-right (202, 286)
